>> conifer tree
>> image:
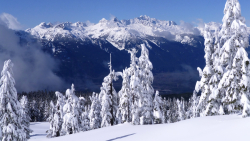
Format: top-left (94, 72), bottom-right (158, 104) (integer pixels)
top-left (20, 95), bottom-right (32, 139)
top-left (128, 49), bottom-right (141, 125)
top-left (47, 101), bottom-right (55, 122)
top-left (81, 106), bottom-right (90, 131)
top-left (153, 91), bottom-right (164, 124)
top-left (61, 84), bottom-right (80, 135)
top-left (99, 54), bottom-right (119, 126)
top-left (89, 93), bottom-right (101, 129)
top-left (195, 25), bottom-right (214, 116)
top-left (188, 91), bottom-right (198, 118)
top-left (118, 68), bottom-right (132, 123)
top-left (139, 44), bottom-right (154, 124)
top-left (47, 92), bottom-right (65, 138)
top-left (0, 60), bottom-right (26, 140)
top-left (131, 101), bottom-right (140, 125)
top-left (43, 100), bottom-right (50, 121)
top-left (101, 89), bottom-right (112, 127)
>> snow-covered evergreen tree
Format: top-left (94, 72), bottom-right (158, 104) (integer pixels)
top-left (0, 60), bottom-right (26, 140)
top-left (30, 99), bottom-right (39, 122)
top-left (99, 54), bottom-right (120, 126)
top-left (118, 68), bottom-right (132, 123)
top-left (131, 101), bottom-right (140, 125)
top-left (43, 100), bottom-right (50, 121)
top-left (20, 95), bottom-right (32, 139)
top-left (139, 44), bottom-right (154, 125)
top-left (89, 92), bottom-right (102, 129)
top-left (188, 91), bottom-right (198, 118)
top-left (61, 84), bottom-right (80, 135)
top-left (128, 49), bottom-right (141, 125)
top-left (47, 91), bottom-right (65, 138)
top-left (47, 101), bottom-right (55, 122)
top-left (162, 97), bottom-right (168, 123)
top-left (153, 91), bottom-right (164, 124)
top-left (195, 25), bottom-right (215, 116)
top-left (81, 106), bottom-right (90, 131)
top-left (101, 89), bottom-right (112, 127)
top-left (177, 99), bottom-right (185, 121)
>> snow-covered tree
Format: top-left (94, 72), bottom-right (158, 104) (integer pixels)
top-left (99, 54), bottom-right (120, 126)
top-left (213, 0), bottom-right (250, 117)
top-left (101, 89), bottom-right (112, 127)
top-left (30, 99), bottom-right (39, 122)
top-left (47, 101), bottom-right (55, 122)
top-left (118, 68), bottom-right (132, 123)
top-left (0, 60), bottom-right (26, 140)
top-left (153, 91), bottom-right (164, 124)
top-left (43, 100), bottom-right (50, 121)
top-left (20, 95), bottom-right (32, 139)
top-left (128, 49), bottom-right (141, 125)
top-left (162, 97), bottom-right (168, 123)
top-left (89, 92), bottom-right (101, 129)
top-left (139, 44), bottom-right (154, 125)
top-left (61, 84), bottom-right (80, 135)
top-left (47, 91), bottom-right (65, 138)
top-left (195, 25), bottom-right (215, 116)
top-left (81, 106), bottom-right (90, 131)
top-left (188, 91), bottom-right (199, 118)
top-left (177, 99), bottom-right (185, 121)
top-left (131, 101), bottom-right (140, 125)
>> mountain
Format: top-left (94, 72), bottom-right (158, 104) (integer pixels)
top-left (21, 16), bottom-right (215, 94)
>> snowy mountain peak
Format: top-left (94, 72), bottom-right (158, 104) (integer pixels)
top-left (26, 16), bottom-right (205, 49)
top-left (99, 18), bottom-right (108, 23)
top-left (39, 22), bottom-right (53, 28)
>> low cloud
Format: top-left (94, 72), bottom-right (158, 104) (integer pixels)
top-left (0, 13), bottom-right (23, 30)
top-left (0, 13), bottom-right (66, 92)
top-left (179, 20), bottom-right (200, 35)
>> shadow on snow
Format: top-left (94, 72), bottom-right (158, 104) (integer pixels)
top-left (106, 133), bottom-right (136, 141)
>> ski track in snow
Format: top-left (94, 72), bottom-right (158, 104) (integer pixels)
top-left (30, 115), bottom-right (250, 141)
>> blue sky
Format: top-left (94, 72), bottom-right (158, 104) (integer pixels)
top-left (0, 0), bottom-right (250, 28)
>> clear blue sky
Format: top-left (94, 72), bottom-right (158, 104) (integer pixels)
top-left (1, 0), bottom-right (250, 28)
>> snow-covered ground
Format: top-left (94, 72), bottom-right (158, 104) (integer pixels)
top-left (30, 115), bottom-right (250, 141)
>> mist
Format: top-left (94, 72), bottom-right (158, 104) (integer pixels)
top-left (0, 14), bottom-right (66, 92)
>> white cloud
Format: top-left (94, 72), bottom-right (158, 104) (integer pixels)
top-left (0, 13), bottom-right (23, 30)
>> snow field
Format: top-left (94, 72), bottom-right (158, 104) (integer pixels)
top-left (30, 115), bottom-right (250, 141)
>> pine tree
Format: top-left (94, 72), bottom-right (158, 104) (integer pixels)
top-left (101, 89), bottom-right (112, 127)
top-left (89, 93), bottom-right (101, 129)
top-left (61, 84), bottom-right (80, 135)
top-left (153, 91), bottom-right (164, 124)
top-left (47, 91), bottom-right (65, 138)
top-left (47, 101), bottom-right (55, 122)
top-left (188, 91), bottom-right (198, 118)
top-left (0, 60), bottom-right (26, 140)
top-left (43, 100), bottom-right (50, 121)
top-left (214, 0), bottom-right (250, 116)
top-left (81, 106), bottom-right (90, 131)
top-left (162, 97), bottom-right (168, 123)
top-left (128, 49), bottom-right (141, 125)
top-left (195, 25), bottom-right (215, 116)
top-left (118, 68), bottom-right (132, 123)
top-left (20, 95), bottom-right (32, 139)
top-left (30, 99), bottom-right (39, 122)
top-left (139, 44), bottom-right (154, 125)
top-left (131, 101), bottom-right (140, 125)
top-left (177, 99), bottom-right (185, 121)
top-left (100, 54), bottom-right (120, 126)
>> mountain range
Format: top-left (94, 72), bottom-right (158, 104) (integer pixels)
top-left (16, 15), bottom-right (250, 94)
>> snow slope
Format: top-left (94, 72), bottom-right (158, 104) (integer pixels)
top-left (30, 115), bottom-right (250, 141)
